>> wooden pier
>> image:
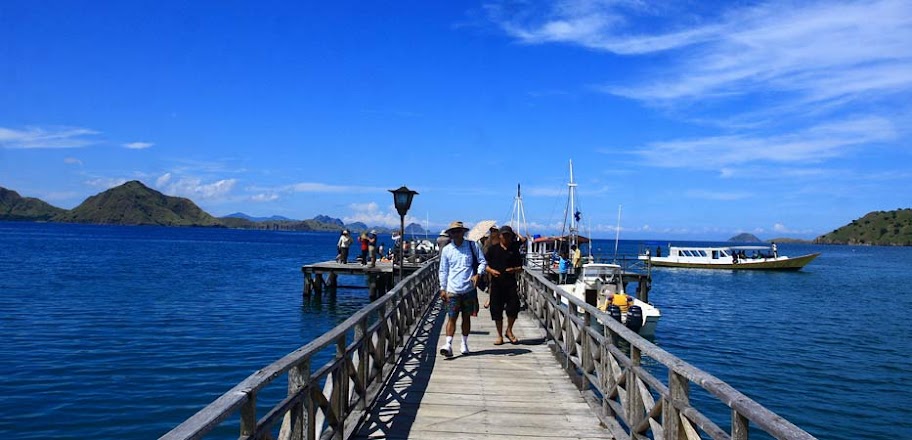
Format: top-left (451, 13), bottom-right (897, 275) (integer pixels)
top-left (164, 260), bottom-right (817, 440)
top-left (301, 260), bottom-right (428, 300)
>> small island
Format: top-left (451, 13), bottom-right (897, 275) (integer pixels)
top-left (728, 233), bottom-right (761, 243)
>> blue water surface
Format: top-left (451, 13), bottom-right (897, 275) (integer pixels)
top-left (1, 223), bottom-right (909, 439)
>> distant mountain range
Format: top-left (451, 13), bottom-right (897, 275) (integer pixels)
top-left (0, 181), bottom-right (427, 234)
top-left (224, 212), bottom-right (296, 222)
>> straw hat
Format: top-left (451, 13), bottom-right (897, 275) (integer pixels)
top-left (445, 221), bottom-right (469, 234)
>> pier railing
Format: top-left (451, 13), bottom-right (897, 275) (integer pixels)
top-left (520, 268), bottom-right (816, 440)
top-left (161, 261), bottom-right (440, 440)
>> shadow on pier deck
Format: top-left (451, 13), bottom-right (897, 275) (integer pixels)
top-left (162, 260), bottom-right (817, 440)
top-left (353, 288), bottom-right (609, 439)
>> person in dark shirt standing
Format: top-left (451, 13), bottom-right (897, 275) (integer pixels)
top-left (484, 225), bottom-right (524, 345)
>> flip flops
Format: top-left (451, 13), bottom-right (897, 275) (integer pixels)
top-left (506, 333), bottom-right (519, 344)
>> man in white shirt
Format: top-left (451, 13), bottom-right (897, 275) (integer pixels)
top-left (438, 221), bottom-right (487, 356)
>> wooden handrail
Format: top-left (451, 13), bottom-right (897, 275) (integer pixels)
top-left (520, 269), bottom-right (816, 440)
top-left (160, 261), bottom-right (440, 440)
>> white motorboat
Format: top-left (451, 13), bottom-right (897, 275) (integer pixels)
top-left (558, 263), bottom-right (661, 337)
top-left (639, 245), bottom-right (819, 270)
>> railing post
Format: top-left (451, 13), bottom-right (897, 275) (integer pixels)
top-left (664, 370), bottom-right (689, 440)
top-left (581, 310), bottom-right (593, 375)
top-left (388, 293), bottom-right (400, 357)
top-left (732, 409), bottom-right (749, 440)
top-left (240, 390), bottom-right (257, 438)
top-left (287, 359), bottom-right (310, 440)
top-left (331, 334), bottom-right (347, 439)
top-left (601, 321), bottom-right (615, 418)
top-left (355, 318), bottom-right (368, 411)
top-left (627, 345), bottom-right (643, 433)
top-left (563, 306), bottom-right (573, 369)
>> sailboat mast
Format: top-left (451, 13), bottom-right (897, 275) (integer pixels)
top-left (614, 205), bottom-right (622, 263)
top-left (510, 183), bottom-right (532, 252)
top-left (568, 160), bottom-right (578, 250)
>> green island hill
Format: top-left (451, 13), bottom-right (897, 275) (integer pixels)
top-left (0, 181), bottom-right (425, 234)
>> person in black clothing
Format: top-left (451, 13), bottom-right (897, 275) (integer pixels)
top-left (484, 225), bottom-right (524, 345)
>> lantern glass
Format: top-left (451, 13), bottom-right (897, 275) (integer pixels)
top-left (389, 186), bottom-right (418, 216)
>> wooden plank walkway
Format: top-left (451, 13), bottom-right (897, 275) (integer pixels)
top-left (353, 289), bottom-right (614, 440)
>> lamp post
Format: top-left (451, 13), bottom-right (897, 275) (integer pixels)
top-left (389, 186), bottom-right (418, 283)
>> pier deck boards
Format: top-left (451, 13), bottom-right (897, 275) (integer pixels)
top-left (353, 289), bottom-right (613, 440)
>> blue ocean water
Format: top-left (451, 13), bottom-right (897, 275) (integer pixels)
top-left (0, 223), bottom-right (909, 439)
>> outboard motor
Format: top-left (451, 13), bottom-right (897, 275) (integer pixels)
top-left (608, 305), bottom-right (622, 323)
top-left (626, 305), bottom-right (643, 333)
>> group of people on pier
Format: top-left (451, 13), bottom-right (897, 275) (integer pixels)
top-left (437, 220), bottom-right (524, 356)
top-left (335, 229), bottom-right (384, 267)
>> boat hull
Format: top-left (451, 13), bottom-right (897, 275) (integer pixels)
top-left (645, 252), bottom-right (820, 270)
top-left (558, 283), bottom-right (660, 337)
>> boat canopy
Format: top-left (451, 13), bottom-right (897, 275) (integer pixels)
top-left (532, 235), bottom-right (590, 244)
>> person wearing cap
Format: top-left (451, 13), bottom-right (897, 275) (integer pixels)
top-left (436, 229), bottom-right (450, 256)
top-left (336, 230), bottom-right (354, 264)
top-left (482, 226), bottom-right (500, 254)
top-left (484, 225), bottom-right (524, 345)
top-left (438, 220), bottom-right (487, 356)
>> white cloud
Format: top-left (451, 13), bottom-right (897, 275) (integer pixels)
top-left (85, 177), bottom-right (129, 189)
top-left (489, 0), bottom-right (912, 125)
top-left (160, 177), bottom-right (237, 200)
top-left (63, 157), bottom-right (83, 166)
top-left (343, 202), bottom-right (421, 228)
top-left (123, 142), bottom-right (153, 150)
top-left (635, 116), bottom-right (897, 170)
top-left (156, 173), bottom-right (172, 187)
top-left (0, 126), bottom-right (99, 149)
top-left (287, 182), bottom-right (384, 194)
top-left (251, 193), bottom-right (279, 202)
top-left (685, 190), bottom-right (753, 201)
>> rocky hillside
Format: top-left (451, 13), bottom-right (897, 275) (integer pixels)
top-left (815, 209), bottom-right (912, 246)
top-left (0, 187), bottom-right (66, 221)
top-left (53, 181), bottom-right (221, 226)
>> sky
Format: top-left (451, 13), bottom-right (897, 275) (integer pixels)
top-left (2, 0), bottom-right (911, 240)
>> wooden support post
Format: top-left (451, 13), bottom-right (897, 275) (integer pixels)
top-left (368, 272), bottom-right (378, 301)
top-left (314, 273), bottom-right (324, 296)
top-left (303, 270), bottom-right (313, 298)
top-left (328, 272), bottom-right (338, 289)
top-left (638, 275), bottom-right (650, 304)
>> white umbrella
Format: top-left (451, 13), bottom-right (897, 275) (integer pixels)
top-left (467, 220), bottom-right (497, 242)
